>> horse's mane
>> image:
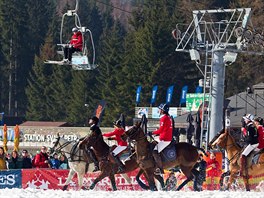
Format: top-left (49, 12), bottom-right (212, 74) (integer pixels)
top-left (228, 129), bottom-right (243, 149)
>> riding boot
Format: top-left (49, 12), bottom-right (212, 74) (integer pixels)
top-left (112, 153), bottom-right (125, 173)
top-left (87, 149), bottom-right (99, 172)
top-left (152, 150), bottom-right (164, 174)
top-left (240, 155), bottom-right (246, 175)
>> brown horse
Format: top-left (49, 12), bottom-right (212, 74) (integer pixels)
top-left (123, 122), bottom-right (207, 191)
top-left (210, 129), bottom-right (264, 191)
top-left (50, 134), bottom-right (134, 190)
top-left (80, 130), bottom-right (164, 191)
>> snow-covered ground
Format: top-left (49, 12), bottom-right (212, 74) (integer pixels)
top-left (0, 188), bottom-right (264, 198)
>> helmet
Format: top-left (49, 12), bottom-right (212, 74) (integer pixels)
top-left (90, 116), bottom-right (99, 124)
top-left (113, 120), bottom-right (122, 127)
top-left (243, 113), bottom-right (254, 122)
top-left (158, 103), bottom-right (169, 113)
top-left (72, 27), bottom-right (78, 32)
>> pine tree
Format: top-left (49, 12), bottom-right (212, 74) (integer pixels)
top-left (96, 21), bottom-right (126, 125)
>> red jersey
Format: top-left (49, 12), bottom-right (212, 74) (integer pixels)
top-left (153, 114), bottom-right (173, 141)
top-left (103, 128), bottom-right (127, 146)
top-left (70, 31), bottom-right (83, 51)
top-left (257, 125), bottom-right (264, 149)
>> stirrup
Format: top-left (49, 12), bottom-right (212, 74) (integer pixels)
top-left (154, 168), bottom-right (163, 175)
top-left (117, 166), bottom-right (124, 173)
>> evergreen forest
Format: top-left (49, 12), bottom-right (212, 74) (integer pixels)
top-left (0, 0), bottom-right (264, 126)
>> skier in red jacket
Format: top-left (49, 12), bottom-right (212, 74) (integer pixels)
top-left (63, 27), bottom-right (83, 64)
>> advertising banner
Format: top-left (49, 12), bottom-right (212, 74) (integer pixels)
top-left (136, 107), bottom-right (149, 118)
top-left (135, 86), bottom-right (142, 105)
top-left (180, 85), bottom-right (188, 105)
top-left (186, 93), bottom-right (210, 111)
top-left (150, 85), bottom-right (158, 105)
top-left (195, 86), bottom-right (203, 93)
top-left (0, 170), bottom-right (22, 189)
top-left (166, 85), bottom-right (174, 104)
top-left (22, 169), bottom-right (146, 191)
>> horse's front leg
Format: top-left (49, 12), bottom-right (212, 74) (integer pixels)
top-left (242, 175), bottom-right (250, 191)
top-left (226, 171), bottom-right (238, 191)
top-left (60, 168), bottom-right (76, 190)
top-left (89, 172), bottom-right (108, 190)
top-left (219, 171), bottom-right (230, 191)
top-left (109, 174), bottom-right (117, 191)
top-left (145, 169), bottom-right (158, 191)
top-left (77, 170), bottom-right (86, 190)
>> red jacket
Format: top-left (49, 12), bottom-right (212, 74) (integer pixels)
top-left (34, 152), bottom-right (49, 168)
top-left (153, 114), bottom-right (173, 141)
top-left (206, 158), bottom-right (221, 177)
top-left (257, 125), bottom-right (264, 149)
top-left (70, 31), bottom-right (83, 51)
top-left (103, 128), bottom-right (128, 146)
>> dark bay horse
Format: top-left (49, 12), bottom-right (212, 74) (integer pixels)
top-left (123, 122), bottom-right (207, 191)
top-left (80, 130), bottom-right (164, 191)
top-left (210, 129), bottom-right (264, 191)
top-left (50, 134), bottom-right (133, 190)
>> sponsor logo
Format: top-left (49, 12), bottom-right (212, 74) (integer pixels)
top-left (0, 174), bottom-right (16, 185)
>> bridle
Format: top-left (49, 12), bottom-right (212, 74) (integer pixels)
top-left (212, 130), bottom-right (242, 164)
top-left (51, 136), bottom-right (70, 153)
top-left (125, 125), bottom-right (146, 142)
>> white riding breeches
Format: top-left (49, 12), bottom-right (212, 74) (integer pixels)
top-left (154, 141), bottom-right (171, 153)
top-left (113, 146), bottom-right (127, 156)
top-left (242, 143), bottom-right (259, 156)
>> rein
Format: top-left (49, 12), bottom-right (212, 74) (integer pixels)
top-left (214, 131), bottom-right (242, 164)
top-left (52, 137), bottom-right (84, 162)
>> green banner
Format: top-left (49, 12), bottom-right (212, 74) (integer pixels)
top-left (186, 93), bottom-right (210, 111)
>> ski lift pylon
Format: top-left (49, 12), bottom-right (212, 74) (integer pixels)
top-left (44, 0), bottom-right (97, 70)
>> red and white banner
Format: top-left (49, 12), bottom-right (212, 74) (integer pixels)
top-left (22, 169), bottom-right (147, 190)
top-left (20, 169), bottom-right (264, 191)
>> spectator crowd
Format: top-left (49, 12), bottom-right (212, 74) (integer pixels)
top-left (0, 146), bottom-right (69, 170)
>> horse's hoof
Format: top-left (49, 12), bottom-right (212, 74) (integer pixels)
top-left (62, 185), bottom-right (68, 191)
top-left (81, 186), bottom-right (89, 190)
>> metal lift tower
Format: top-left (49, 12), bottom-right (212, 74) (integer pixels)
top-left (172, 8), bottom-right (264, 147)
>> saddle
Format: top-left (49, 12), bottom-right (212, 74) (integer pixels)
top-left (150, 141), bottom-right (177, 162)
top-left (160, 142), bottom-right (177, 162)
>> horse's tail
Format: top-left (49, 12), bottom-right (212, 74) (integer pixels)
top-left (195, 146), bottom-right (208, 157)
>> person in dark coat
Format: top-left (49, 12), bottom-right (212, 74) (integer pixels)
top-left (7, 150), bottom-right (23, 169)
top-left (186, 113), bottom-right (194, 144)
top-left (79, 116), bottom-right (101, 172)
top-left (194, 110), bottom-right (202, 147)
top-left (240, 114), bottom-right (259, 174)
top-left (193, 154), bottom-right (207, 191)
top-left (164, 172), bottom-right (177, 191)
top-left (21, 150), bottom-right (32, 169)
